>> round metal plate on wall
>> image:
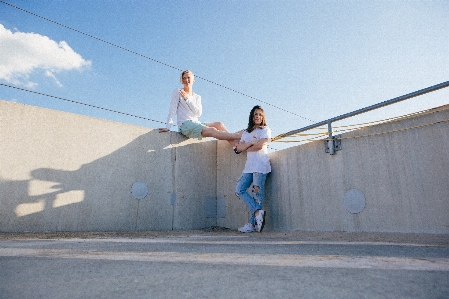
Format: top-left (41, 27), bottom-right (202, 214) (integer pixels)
top-left (131, 182), bottom-right (149, 200)
top-left (344, 189), bottom-right (366, 214)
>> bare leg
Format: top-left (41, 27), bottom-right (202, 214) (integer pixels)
top-left (203, 122), bottom-right (242, 146)
top-left (206, 122), bottom-right (230, 133)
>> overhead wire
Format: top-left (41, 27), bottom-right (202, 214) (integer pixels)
top-left (0, 83), bottom-right (166, 125)
top-left (0, 0), bottom-right (313, 122)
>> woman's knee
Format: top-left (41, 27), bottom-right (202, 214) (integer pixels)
top-left (201, 126), bottom-right (217, 137)
top-left (208, 121), bottom-right (226, 131)
top-left (253, 185), bottom-right (260, 194)
top-left (216, 122), bottom-right (226, 130)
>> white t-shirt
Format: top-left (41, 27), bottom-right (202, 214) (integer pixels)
top-left (166, 89), bottom-right (202, 130)
top-left (240, 126), bottom-right (271, 174)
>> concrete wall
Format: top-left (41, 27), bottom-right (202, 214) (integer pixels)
top-left (265, 106), bottom-right (449, 234)
top-left (1, 100), bottom-right (219, 232)
top-left (1, 100), bottom-right (448, 234)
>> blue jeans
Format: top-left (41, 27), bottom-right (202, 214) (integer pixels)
top-left (235, 172), bottom-right (268, 225)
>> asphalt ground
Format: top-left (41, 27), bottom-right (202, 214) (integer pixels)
top-left (1, 230), bottom-right (448, 299)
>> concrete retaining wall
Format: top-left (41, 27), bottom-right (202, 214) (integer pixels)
top-left (265, 106), bottom-right (449, 234)
top-left (1, 100), bottom-right (448, 234)
top-left (0, 100), bottom-right (219, 232)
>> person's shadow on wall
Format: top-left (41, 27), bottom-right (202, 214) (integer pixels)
top-left (1, 130), bottom-right (197, 232)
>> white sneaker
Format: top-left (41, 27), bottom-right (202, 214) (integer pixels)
top-left (238, 223), bottom-right (255, 233)
top-left (255, 210), bottom-right (265, 232)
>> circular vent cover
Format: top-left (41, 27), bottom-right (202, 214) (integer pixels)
top-left (131, 182), bottom-right (148, 200)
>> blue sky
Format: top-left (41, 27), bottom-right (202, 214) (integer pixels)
top-left (1, 0), bottom-right (448, 150)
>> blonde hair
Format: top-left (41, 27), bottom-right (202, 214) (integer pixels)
top-left (180, 70), bottom-right (194, 84)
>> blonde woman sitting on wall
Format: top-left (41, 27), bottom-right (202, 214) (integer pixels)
top-left (159, 70), bottom-right (241, 146)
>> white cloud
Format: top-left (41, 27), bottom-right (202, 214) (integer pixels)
top-left (0, 24), bottom-right (91, 87)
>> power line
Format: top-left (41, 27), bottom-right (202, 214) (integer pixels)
top-left (0, 83), bottom-right (166, 125)
top-left (0, 0), bottom-right (313, 122)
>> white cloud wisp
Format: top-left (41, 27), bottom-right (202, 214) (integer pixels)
top-left (0, 24), bottom-right (91, 87)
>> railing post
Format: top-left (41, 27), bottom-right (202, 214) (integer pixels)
top-left (328, 121), bottom-right (335, 155)
top-left (324, 120), bottom-right (342, 155)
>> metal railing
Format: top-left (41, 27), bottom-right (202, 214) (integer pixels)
top-left (272, 80), bottom-right (449, 154)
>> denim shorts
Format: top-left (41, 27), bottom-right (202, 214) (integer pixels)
top-left (179, 120), bottom-right (206, 140)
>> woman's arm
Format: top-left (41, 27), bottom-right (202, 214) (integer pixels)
top-left (246, 138), bottom-right (269, 152)
top-left (235, 141), bottom-right (254, 153)
top-left (167, 90), bottom-right (181, 128)
top-left (159, 90), bottom-right (180, 132)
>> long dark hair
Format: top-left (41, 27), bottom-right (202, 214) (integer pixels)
top-left (246, 105), bottom-right (267, 133)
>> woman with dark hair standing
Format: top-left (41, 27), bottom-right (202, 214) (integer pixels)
top-left (234, 105), bottom-right (271, 233)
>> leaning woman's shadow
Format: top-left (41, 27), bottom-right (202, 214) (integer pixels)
top-left (12, 130), bottom-right (190, 230)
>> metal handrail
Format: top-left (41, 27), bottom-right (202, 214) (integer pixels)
top-left (272, 80), bottom-right (449, 142)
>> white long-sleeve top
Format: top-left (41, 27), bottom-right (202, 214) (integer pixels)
top-left (165, 88), bottom-right (202, 130)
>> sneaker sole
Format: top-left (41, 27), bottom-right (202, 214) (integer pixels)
top-left (257, 211), bottom-right (266, 232)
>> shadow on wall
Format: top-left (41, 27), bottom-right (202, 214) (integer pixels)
top-left (0, 131), bottom-right (206, 232)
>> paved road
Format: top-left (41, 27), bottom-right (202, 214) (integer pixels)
top-left (1, 231), bottom-right (448, 299)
